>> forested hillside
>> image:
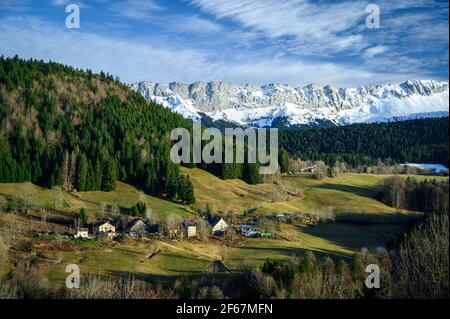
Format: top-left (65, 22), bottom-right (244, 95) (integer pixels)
top-left (0, 56), bottom-right (195, 203)
top-left (1, 57), bottom-right (447, 201)
top-left (279, 117), bottom-right (449, 167)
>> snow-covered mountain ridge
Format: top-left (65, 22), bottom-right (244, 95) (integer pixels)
top-left (131, 80), bottom-right (449, 127)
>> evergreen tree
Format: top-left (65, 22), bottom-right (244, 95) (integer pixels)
top-left (166, 174), bottom-right (179, 198)
top-left (77, 208), bottom-right (88, 226)
top-left (177, 175), bottom-right (187, 202)
top-left (94, 159), bottom-right (103, 190)
top-left (129, 202), bottom-right (147, 217)
top-left (101, 157), bottom-right (117, 191)
top-left (69, 151), bottom-right (77, 190)
top-left (279, 148), bottom-right (290, 173)
top-left (184, 176), bottom-right (195, 204)
top-left (75, 153), bottom-right (88, 191)
top-left (244, 162), bottom-right (261, 185)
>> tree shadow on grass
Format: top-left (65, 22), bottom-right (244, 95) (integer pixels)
top-left (108, 269), bottom-right (231, 284)
top-left (295, 222), bottom-right (407, 255)
top-left (235, 244), bottom-right (349, 261)
top-left (314, 183), bottom-right (377, 198)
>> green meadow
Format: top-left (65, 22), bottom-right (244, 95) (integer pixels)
top-left (1, 169), bottom-right (447, 286)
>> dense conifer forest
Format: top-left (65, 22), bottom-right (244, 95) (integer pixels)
top-left (279, 117), bottom-right (449, 168)
top-left (0, 56), bottom-right (196, 203)
top-left (0, 56), bottom-right (264, 200)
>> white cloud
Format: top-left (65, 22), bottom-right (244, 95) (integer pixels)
top-left (0, 0), bottom-right (31, 11)
top-left (171, 15), bottom-right (224, 34)
top-left (0, 16), bottom-right (428, 87)
top-left (363, 46), bottom-right (387, 59)
top-left (52, 0), bottom-right (89, 8)
top-left (52, 0), bottom-right (70, 5)
top-left (188, 0), bottom-right (367, 53)
top-left (0, 16), bottom-right (210, 83)
top-left (109, 0), bottom-right (164, 20)
top-left (212, 58), bottom-right (421, 87)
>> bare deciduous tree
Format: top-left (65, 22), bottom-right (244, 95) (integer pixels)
top-left (312, 161), bottom-right (328, 180)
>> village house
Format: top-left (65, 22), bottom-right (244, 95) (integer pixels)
top-left (74, 227), bottom-right (89, 239)
top-left (208, 217), bottom-right (229, 235)
top-left (97, 221), bottom-right (116, 239)
top-left (245, 230), bottom-right (261, 238)
top-left (182, 219), bottom-right (197, 238)
top-left (128, 219), bottom-right (147, 237)
top-left (239, 224), bottom-right (255, 236)
top-left (276, 213), bottom-right (288, 223)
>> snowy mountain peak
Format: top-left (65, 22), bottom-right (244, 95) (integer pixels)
top-left (131, 80), bottom-right (449, 128)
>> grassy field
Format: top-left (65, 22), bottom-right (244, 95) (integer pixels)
top-left (0, 181), bottom-right (192, 222)
top-left (1, 170), bottom-right (447, 287)
top-left (282, 173), bottom-right (400, 215)
top-left (38, 219), bottom-right (404, 289)
top-left (183, 167), bottom-right (445, 216)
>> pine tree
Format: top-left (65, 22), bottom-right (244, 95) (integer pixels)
top-left (94, 159), bottom-right (103, 190)
top-left (184, 176), bottom-right (195, 204)
top-left (166, 174), bottom-right (178, 198)
top-left (279, 148), bottom-right (290, 173)
top-left (77, 208), bottom-right (88, 226)
top-left (145, 161), bottom-right (157, 195)
top-left (101, 157), bottom-right (117, 191)
top-left (75, 153), bottom-right (88, 191)
top-left (129, 202), bottom-right (147, 217)
top-left (177, 175), bottom-right (187, 202)
top-left (222, 163), bottom-right (233, 179)
top-left (69, 151), bottom-right (77, 190)
top-left (119, 165), bottom-right (127, 181)
top-left (165, 162), bottom-right (179, 198)
top-left (244, 162), bottom-right (261, 185)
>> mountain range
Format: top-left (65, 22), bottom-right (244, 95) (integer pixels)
top-left (131, 80), bottom-right (449, 128)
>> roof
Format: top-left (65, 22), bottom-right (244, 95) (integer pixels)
top-left (98, 221), bottom-right (112, 227)
top-left (183, 219), bottom-right (197, 226)
top-left (77, 227), bottom-right (88, 232)
top-left (207, 216), bottom-right (222, 227)
top-left (208, 217), bottom-right (229, 230)
top-left (128, 219), bottom-right (145, 229)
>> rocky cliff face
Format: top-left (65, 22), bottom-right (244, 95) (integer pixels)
top-left (131, 80), bottom-right (449, 127)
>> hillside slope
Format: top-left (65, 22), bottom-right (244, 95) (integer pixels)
top-left (0, 181), bottom-right (191, 222)
top-left (0, 56), bottom-right (195, 203)
top-left (181, 167), bottom-right (412, 216)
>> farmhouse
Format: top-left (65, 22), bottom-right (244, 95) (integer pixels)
top-left (74, 227), bottom-right (89, 239)
top-left (245, 230), bottom-right (261, 238)
top-left (276, 213), bottom-right (287, 222)
top-left (128, 219), bottom-right (147, 237)
top-left (239, 224), bottom-right (255, 235)
top-left (182, 219), bottom-right (197, 238)
top-left (98, 221), bottom-right (115, 233)
top-left (97, 221), bottom-right (116, 239)
top-left (208, 217), bottom-right (229, 235)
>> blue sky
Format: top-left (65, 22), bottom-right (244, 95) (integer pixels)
top-left (0, 0), bottom-right (448, 86)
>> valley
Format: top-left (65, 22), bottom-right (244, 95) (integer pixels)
top-left (0, 57), bottom-right (448, 299)
top-left (2, 168), bottom-right (443, 289)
